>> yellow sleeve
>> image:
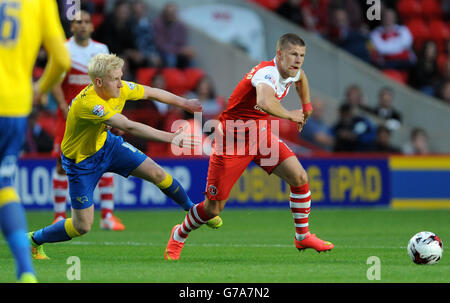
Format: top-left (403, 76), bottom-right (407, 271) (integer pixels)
top-left (122, 81), bottom-right (145, 101)
top-left (36, 0), bottom-right (71, 94)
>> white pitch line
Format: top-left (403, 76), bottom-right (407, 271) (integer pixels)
top-left (66, 241), bottom-right (406, 249)
top-left (0, 239), bottom-right (406, 249)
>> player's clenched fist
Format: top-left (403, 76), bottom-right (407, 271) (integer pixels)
top-left (171, 125), bottom-right (202, 148)
top-left (287, 109), bottom-right (304, 123)
top-left (183, 98), bottom-right (203, 113)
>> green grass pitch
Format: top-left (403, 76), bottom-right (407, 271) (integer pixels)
top-left (0, 208), bottom-right (448, 283)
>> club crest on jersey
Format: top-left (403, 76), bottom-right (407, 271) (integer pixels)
top-left (92, 104), bottom-right (105, 117)
top-left (208, 185), bottom-right (218, 196)
top-left (264, 74), bottom-right (276, 85)
top-left (125, 81), bottom-right (136, 90)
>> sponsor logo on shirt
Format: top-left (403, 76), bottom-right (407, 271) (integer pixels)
top-left (92, 104), bottom-right (105, 117)
top-left (264, 74), bottom-right (276, 86)
top-left (125, 81), bottom-right (136, 90)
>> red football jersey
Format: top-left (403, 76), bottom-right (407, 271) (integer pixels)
top-left (219, 58), bottom-right (301, 123)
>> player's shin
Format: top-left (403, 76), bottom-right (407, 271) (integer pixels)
top-left (174, 201), bottom-right (213, 242)
top-left (289, 184), bottom-right (311, 241)
top-left (52, 171), bottom-right (68, 220)
top-left (99, 173), bottom-right (115, 219)
top-left (156, 173), bottom-right (194, 211)
top-left (31, 218), bottom-right (81, 245)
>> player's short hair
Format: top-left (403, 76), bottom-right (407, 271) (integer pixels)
top-left (88, 53), bottom-right (124, 81)
top-left (276, 33), bottom-right (305, 51)
top-left (72, 9), bottom-right (91, 23)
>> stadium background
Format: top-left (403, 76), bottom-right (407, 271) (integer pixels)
top-left (24, 0), bottom-right (450, 211)
top-left (2, 0), bottom-right (449, 285)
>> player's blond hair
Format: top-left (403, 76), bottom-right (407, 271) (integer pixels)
top-left (276, 33), bottom-right (305, 51)
top-left (88, 53), bottom-right (124, 81)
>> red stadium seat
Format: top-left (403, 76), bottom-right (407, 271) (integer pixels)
top-left (429, 20), bottom-right (450, 52)
top-left (397, 0), bottom-right (422, 22)
top-left (249, 0), bottom-right (284, 11)
top-left (406, 19), bottom-right (431, 51)
top-left (135, 68), bottom-right (158, 86)
top-left (183, 68), bottom-right (205, 91)
top-left (162, 68), bottom-right (188, 95)
top-left (90, 13), bottom-right (104, 30)
top-left (421, 0), bottom-right (443, 20)
top-left (382, 69), bottom-right (408, 84)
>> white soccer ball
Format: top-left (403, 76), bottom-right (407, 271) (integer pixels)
top-left (407, 231), bottom-right (443, 265)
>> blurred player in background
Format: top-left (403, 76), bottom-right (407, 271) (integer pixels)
top-left (0, 0), bottom-right (70, 282)
top-left (28, 54), bottom-right (222, 260)
top-left (165, 33), bottom-right (334, 261)
top-left (51, 10), bottom-right (124, 231)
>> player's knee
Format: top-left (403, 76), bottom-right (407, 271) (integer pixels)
top-left (72, 220), bottom-right (92, 235)
top-left (289, 169), bottom-right (308, 187)
top-left (152, 167), bottom-right (167, 184)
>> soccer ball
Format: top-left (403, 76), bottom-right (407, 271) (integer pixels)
top-left (407, 231), bottom-right (443, 265)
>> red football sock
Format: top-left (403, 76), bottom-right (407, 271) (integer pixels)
top-left (289, 183), bottom-right (311, 241)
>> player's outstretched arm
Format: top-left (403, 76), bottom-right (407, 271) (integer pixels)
top-left (104, 113), bottom-right (200, 148)
top-left (52, 84), bottom-right (69, 118)
top-left (255, 83), bottom-right (304, 123)
top-left (142, 85), bottom-right (202, 113)
top-left (295, 71), bottom-right (312, 118)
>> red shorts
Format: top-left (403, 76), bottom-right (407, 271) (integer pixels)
top-left (51, 117), bottom-right (66, 157)
top-left (204, 120), bottom-right (295, 201)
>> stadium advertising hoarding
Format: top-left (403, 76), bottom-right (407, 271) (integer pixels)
top-left (16, 156), bottom-right (391, 209)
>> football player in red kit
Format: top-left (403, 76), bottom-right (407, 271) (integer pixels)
top-left (165, 33), bottom-right (334, 260)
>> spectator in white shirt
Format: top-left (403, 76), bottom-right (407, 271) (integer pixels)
top-left (370, 8), bottom-right (416, 70)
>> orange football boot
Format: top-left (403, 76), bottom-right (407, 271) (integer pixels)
top-left (164, 224), bottom-right (184, 261)
top-left (295, 233), bottom-right (334, 252)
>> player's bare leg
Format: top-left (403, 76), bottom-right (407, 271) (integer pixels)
top-left (272, 156), bottom-right (333, 252)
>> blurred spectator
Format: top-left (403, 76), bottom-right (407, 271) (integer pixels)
top-left (24, 111), bottom-right (54, 154)
top-left (153, 2), bottom-right (195, 68)
top-left (435, 59), bottom-right (450, 103)
top-left (300, 0), bottom-right (330, 35)
top-left (326, 8), bottom-right (372, 63)
top-left (332, 103), bottom-right (377, 152)
top-left (402, 127), bottom-right (431, 155)
top-left (185, 75), bottom-right (224, 121)
top-left (94, 0), bottom-right (134, 55)
top-left (408, 40), bottom-right (441, 96)
top-left (276, 0), bottom-right (304, 27)
top-left (93, 0), bottom-right (141, 72)
top-left (131, 0), bottom-right (163, 68)
top-left (438, 80), bottom-right (450, 105)
top-left (370, 8), bottom-right (416, 70)
top-left (443, 0), bottom-right (450, 21)
top-left (300, 97), bottom-right (335, 151)
top-left (367, 124), bottom-right (401, 153)
top-left (328, 0), bottom-right (365, 31)
top-left (342, 84), bottom-right (371, 111)
top-left (368, 87), bottom-right (402, 131)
